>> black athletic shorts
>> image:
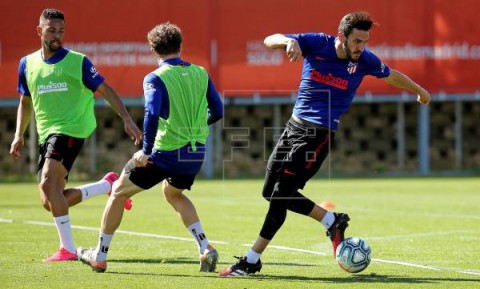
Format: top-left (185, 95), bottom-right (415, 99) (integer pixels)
top-left (37, 134), bottom-right (85, 181)
top-left (267, 115), bottom-right (336, 189)
top-left (124, 158), bottom-right (196, 190)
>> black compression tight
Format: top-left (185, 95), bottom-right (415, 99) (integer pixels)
top-left (259, 170), bottom-right (315, 240)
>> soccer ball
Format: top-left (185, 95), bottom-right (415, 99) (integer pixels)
top-left (335, 237), bottom-right (371, 273)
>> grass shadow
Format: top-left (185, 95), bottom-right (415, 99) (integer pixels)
top-left (110, 258), bottom-right (316, 267)
top-left (250, 274), bottom-right (480, 284)
top-left (104, 259), bottom-right (480, 284)
top-left (104, 271), bottom-right (480, 285)
top-left (109, 257), bottom-right (197, 265)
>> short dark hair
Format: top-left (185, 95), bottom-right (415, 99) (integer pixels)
top-left (147, 22), bottom-right (182, 56)
top-left (40, 8), bottom-right (65, 22)
top-left (338, 12), bottom-right (376, 37)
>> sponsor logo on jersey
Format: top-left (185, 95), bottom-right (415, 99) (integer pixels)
top-left (310, 69), bottom-right (348, 90)
top-left (347, 62), bottom-right (358, 74)
top-left (144, 82), bottom-right (156, 93)
top-left (37, 81), bottom-right (68, 94)
top-left (90, 66), bottom-right (99, 78)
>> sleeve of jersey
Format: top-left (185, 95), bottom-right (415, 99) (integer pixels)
top-left (82, 57), bottom-right (105, 91)
top-left (142, 73), bottom-right (164, 155)
top-left (17, 57), bottom-right (30, 96)
top-left (206, 78), bottom-right (224, 125)
top-left (284, 33), bottom-right (326, 56)
top-left (365, 51), bottom-right (390, 78)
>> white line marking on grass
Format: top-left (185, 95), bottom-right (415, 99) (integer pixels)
top-left (243, 244), bottom-right (328, 256)
top-left (372, 258), bottom-right (440, 271)
top-left (242, 243), bottom-right (480, 277)
top-left (458, 270), bottom-right (480, 276)
top-left (24, 220), bottom-right (228, 245)
top-left (366, 230), bottom-right (474, 241)
top-left (8, 219), bottom-right (480, 276)
top-left (345, 207), bottom-right (480, 220)
top-left (0, 218), bottom-right (14, 223)
top-left (115, 229), bottom-right (228, 244)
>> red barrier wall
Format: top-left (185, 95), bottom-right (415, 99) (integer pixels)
top-left (1, 0), bottom-right (478, 97)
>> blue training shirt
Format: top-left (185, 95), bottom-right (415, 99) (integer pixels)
top-left (142, 57), bottom-right (224, 175)
top-left (17, 47), bottom-right (105, 96)
top-left (285, 33), bottom-right (390, 130)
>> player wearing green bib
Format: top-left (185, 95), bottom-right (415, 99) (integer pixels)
top-left (10, 9), bottom-right (142, 262)
top-left (78, 22), bottom-right (223, 273)
top-left (24, 49), bottom-right (97, 143)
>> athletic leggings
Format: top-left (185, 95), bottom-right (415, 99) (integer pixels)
top-left (259, 116), bottom-right (335, 240)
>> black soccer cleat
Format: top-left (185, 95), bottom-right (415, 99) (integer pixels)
top-left (326, 212), bottom-right (350, 257)
top-left (219, 256), bottom-right (262, 277)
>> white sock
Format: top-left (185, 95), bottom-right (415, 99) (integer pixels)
top-left (245, 249), bottom-right (261, 264)
top-left (78, 179), bottom-right (111, 201)
top-left (321, 211), bottom-right (336, 229)
top-left (188, 222), bottom-right (210, 255)
top-left (94, 232), bottom-right (113, 262)
top-left (53, 215), bottom-right (75, 253)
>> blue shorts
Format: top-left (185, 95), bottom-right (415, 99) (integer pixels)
top-left (149, 144), bottom-right (205, 175)
top-left (124, 158), bottom-right (197, 190)
top-left (124, 143), bottom-right (205, 190)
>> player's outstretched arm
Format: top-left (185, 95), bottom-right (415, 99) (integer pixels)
top-left (264, 34), bottom-right (302, 62)
top-left (10, 95), bottom-right (32, 160)
top-left (264, 34), bottom-right (290, 49)
top-left (384, 69), bottom-right (431, 105)
top-left (96, 82), bottom-right (142, 145)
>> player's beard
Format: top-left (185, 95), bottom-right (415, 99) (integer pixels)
top-left (342, 40), bottom-right (361, 62)
top-left (44, 39), bottom-right (62, 53)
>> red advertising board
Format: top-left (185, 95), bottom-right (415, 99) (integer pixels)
top-left (1, 0), bottom-right (478, 98)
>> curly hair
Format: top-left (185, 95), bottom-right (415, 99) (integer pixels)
top-left (147, 22), bottom-right (182, 56)
top-left (338, 12), bottom-right (376, 37)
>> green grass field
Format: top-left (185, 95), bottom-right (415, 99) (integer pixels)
top-left (1, 178), bottom-right (479, 288)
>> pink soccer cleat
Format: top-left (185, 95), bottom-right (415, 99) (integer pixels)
top-left (123, 198), bottom-right (132, 210)
top-left (42, 247), bottom-right (78, 262)
top-left (103, 172), bottom-right (133, 210)
top-left (102, 172), bottom-right (119, 195)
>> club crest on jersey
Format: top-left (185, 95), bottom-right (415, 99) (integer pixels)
top-left (347, 62), bottom-right (358, 74)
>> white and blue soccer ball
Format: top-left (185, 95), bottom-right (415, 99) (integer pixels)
top-left (335, 237), bottom-right (371, 273)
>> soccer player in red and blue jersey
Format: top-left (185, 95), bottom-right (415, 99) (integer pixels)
top-left (221, 11), bottom-right (431, 276)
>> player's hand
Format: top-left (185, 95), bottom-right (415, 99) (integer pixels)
top-left (286, 38), bottom-right (302, 62)
top-left (124, 118), bottom-right (142, 146)
top-left (417, 89), bottom-right (431, 105)
top-left (10, 135), bottom-right (24, 160)
top-left (133, 150), bottom-right (150, 167)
